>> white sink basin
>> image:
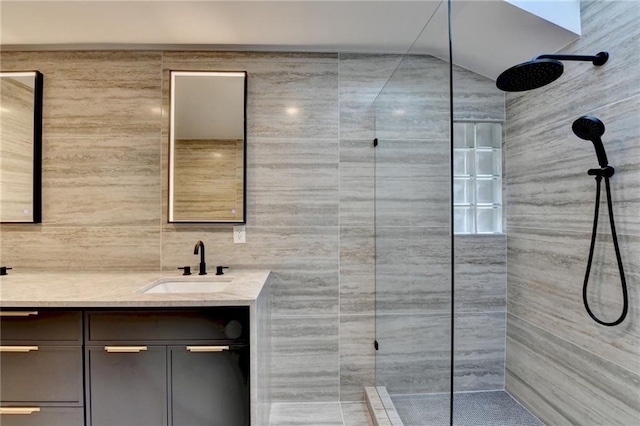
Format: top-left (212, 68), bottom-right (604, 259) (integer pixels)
top-left (140, 276), bottom-right (233, 294)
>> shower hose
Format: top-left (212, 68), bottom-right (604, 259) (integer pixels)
top-left (583, 173), bottom-right (628, 326)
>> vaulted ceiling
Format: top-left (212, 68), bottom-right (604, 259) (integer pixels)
top-left (0, 1), bottom-right (580, 80)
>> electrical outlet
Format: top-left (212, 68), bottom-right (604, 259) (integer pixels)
top-left (233, 225), bottom-right (246, 244)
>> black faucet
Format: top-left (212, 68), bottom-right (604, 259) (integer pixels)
top-left (193, 241), bottom-right (207, 275)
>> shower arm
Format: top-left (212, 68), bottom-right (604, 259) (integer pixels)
top-left (534, 52), bottom-right (609, 65)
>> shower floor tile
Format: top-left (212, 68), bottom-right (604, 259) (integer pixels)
top-left (391, 390), bottom-right (544, 426)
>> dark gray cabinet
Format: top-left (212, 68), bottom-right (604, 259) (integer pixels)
top-left (170, 346), bottom-right (249, 426)
top-left (85, 309), bottom-right (250, 426)
top-left (87, 346), bottom-right (168, 426)
top-left (0, 310), bottom-right (84, 426)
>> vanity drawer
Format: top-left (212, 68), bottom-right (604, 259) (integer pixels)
top-left (86, 308), bottom-right (249, 343)
top-left (0, 406), bottom-right (84, 426)
top-left (0, 310), bottom-right (82, 344)
top-left (0, 346), bottom-right (83, 405)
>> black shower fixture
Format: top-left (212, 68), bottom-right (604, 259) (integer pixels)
top-left (572, 115), bottom-right (610, 170)
top-left (496, 51), bottom-right (609, 92)
top-left (572, 115), bottom-right (628, 326)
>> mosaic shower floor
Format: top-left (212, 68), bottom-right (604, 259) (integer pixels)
top-left (391, 390), bottom-right (544, 426)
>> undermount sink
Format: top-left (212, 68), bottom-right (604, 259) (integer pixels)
top-left (140, 276), bottom-right (233, 294)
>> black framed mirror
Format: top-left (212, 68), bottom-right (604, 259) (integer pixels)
top-left (0, 71), bottom-right (43, 223)
top-left (169, 71), bottom-right (247, 224)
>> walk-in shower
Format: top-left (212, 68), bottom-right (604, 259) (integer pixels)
top-left (370, 1), bottom-right (541, 425)
top-left (370, 1), bottom-right (636, 424)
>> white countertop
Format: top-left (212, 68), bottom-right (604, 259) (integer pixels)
top-left (0, 270), bottom-right (271, 308)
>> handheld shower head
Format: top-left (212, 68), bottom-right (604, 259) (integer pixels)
top-left (572, 115), bottom-right (609, 168)
top-left (496, 52), bottom-right (609, 92)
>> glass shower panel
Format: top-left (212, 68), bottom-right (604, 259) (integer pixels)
top-left (373, 1), bottom-right (452, 424)
top-left (450, 0), bottom-right (507, 424)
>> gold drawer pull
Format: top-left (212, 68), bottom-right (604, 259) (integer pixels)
top-left (0, 346), bottom-right (39, 353)
top-left (0, 407), bottom-right (41, 415)
top-left (186, 345), bottom-right (229, 352)
top-left (0, 311), bottom-right (38, 317)
top-left (104, 346), bottom-right (148, 353)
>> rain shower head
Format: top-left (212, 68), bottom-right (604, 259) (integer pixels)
top-left (572, 115), bottom-right (609, 168)
top-left (496, 51), bottom-right (609, 92)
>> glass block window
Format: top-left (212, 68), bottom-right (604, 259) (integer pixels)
top-left (453, 122), bottom-right (503, 234)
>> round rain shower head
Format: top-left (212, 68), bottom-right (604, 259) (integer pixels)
top-left (496, 52), bottom-right (609, 92)
top-left (572, 115), bottom-right (605, 140)
top-left (496, 59), bottom-right (564, 92)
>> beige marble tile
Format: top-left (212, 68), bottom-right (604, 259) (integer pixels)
top-left (507, 228), bottom-right (639, 373)
top-left (375, 312), bottom-right (452, 395)
top-left (271, 315), bottom-right (339, 403)
top-left (454, 234), bottom-right (506, 313)
top-left (0, 225), bottom-right (160, 271)
top-left (338, 53), bottom-right (402, 140)
top-left (340, 314), bottom-right (375, 402)
top-left (375, 139), bottom-right (450, 228)
top-left (454, 312), bottom-right (505, 391)
top-left (341, 402), bottom-right (374, 426)
top-left (247, 137), bottom-right (339, 227)
top-left (339, 226), bottom-right (374, 315)
top-left (42, 135), bottom-right (161, 226)
top-left (2, 51), bottom-right (163, 138)
top-left (506, 314), bottom-right (640, 425)
top-left (339, 140), bottom-right (374, 226)
top-left (452, 64), bottom-right (505, 122)
top-left (269, 402), bottom-right (344, 425)
top-left (375, 55), bottom-right (450, 141)
top-left (506, 95), bottom-right (640, 235)
top-left (376, 227), bottom-right (451, 315)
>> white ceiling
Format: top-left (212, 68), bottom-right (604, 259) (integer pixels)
top-left (0, 1), bottom-right (580, 80)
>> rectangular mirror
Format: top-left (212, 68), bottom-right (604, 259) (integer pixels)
top-left (169, 71), bottom-right (247, 224)
top-left (0, 71), bottom-right (43, 223)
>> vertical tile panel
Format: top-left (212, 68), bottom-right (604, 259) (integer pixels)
top-left (271, 316), bottom-right (339, 402)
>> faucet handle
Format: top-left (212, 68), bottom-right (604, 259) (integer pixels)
top-left (215, 266), bottom-right (229, 276)
top-left (178, 266), bottom-right (191, 276)
top-left (0, 267), bottom-right (12, 276)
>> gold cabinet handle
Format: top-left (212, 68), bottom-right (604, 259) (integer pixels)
top-left (0, 346), bottom-right (39, 353)
top-left (0, 311), bottom-right (38, 317)
top-left (186, 345), bottom-right (229, 352)
top-left (104, 346), bottom-right (148, 353)
top-left (0, 407), bottom-right (41, 415)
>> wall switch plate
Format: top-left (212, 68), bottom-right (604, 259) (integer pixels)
top-left (233, 225), bottom-right (246, 244)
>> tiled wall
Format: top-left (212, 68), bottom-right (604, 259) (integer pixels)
top-left (504, 1), bottom-right (640, 423)
top-left (0, 50), bottom-right (505, 403)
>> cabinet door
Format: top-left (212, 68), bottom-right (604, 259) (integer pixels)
top-left (169, 346), bottom-right (249, 426)
top-left (87, 346), bottom-right (167, 426)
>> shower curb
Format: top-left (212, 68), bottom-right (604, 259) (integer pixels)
top-left (364, 387), bottom-right (404, 426)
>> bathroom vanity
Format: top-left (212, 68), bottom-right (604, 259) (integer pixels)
top-left (0, 271), bottom-right (271, 426)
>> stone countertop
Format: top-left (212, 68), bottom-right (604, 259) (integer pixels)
top-left (0, 270), bottom-right (271, 308)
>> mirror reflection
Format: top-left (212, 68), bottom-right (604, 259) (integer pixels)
top-left (0, 71), bottom-right (42, 223)
top-left (169, 71), bottom-right (247, 223)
